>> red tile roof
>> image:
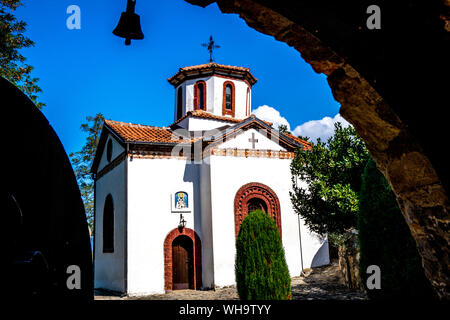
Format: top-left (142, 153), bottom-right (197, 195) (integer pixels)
top-left (284, 133), bottom-right (313, 150)
top-left (168, 62), bottom-right (257, 87)
top-left (104, 120), bottom-right (194, 144)
top-left (180, 63), bottom-right (250, 72)
top-left (105, 115), bottom-right (309, 149)
top-left (170, 110), bottom-right (274, 127)
top-left (254, 117), bottom-right (273, 127)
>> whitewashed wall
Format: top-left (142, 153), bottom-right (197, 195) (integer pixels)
top-left (176, 117), bottom-right (233, 132)
top-left (218, 128), bottom-right (287, 151)
top-left (97, 134), bottom-right (125, 172)
top-left (208, 154), bottom-right (329, 287)
top-left (94, 160), bottom-right (127, 292)
top-left (293, 179), bottom-right (330, 268)
top-left (199, 161), bottom-right (215, 289)
top-left (126, 157), bottom-right (200, 295)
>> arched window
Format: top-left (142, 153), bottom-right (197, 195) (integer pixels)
top-left (177, 87), bottom-right (183, 119)
top-left (198, 83), bottom-right (205, 110)
top-left (222, 81), bottom-right (235, 117)
top-left (194, 81), bottom-right (207, 110)
top-left (106, 139), bottom-right (113, 162)
top-left (225, 85), bottom-right (232, 109)
top-left (234, 182), bottom-right (282, 237)
top-left (247, 198), bottom-right (268, 214)
top-left (103, 194), bottom-right (114, 253)
top-left (246, 87), bottom-right (251, 116)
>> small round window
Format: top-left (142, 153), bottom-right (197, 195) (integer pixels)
top-left (106, 139), bottom-right (113, 162)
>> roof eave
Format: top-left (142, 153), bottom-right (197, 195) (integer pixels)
top-left (126, 140), bottom-right (192, 146)
top-left (168, 66), bottom-right (257, 87)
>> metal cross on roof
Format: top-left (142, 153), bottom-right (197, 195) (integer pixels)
top-left (201, 35), bottom-right (221, 63)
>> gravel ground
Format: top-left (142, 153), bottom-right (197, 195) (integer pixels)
top-left (94, 261), bottom-right (367, 300)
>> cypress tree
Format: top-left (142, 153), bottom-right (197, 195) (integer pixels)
top-left (235, 209), bottom-right (291, 300)
top-left (358, 158), bottom-right (436, 299)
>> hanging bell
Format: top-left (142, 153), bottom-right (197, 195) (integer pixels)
top-left (113, 0), bottom-right (144, 45)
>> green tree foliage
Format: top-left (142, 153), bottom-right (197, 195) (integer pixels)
top-left (0, 0), bottom-right (45, 108)
top-left (277, 124), bottom-right (289, 134)
top-left (235, 209), bottom-right (291, 300)
top-left (290, 123), bottom-right (369, 244)
top-left (358, 158), bottom-right (436, 299)
top-left (70, 113), bottom-right (104, 232)
top-left (296, 135), bottom-right (310, 143)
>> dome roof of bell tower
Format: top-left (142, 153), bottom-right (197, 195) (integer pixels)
top-left (168, 62), bottom-right (257, 87)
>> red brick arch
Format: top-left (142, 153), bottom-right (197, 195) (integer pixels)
top-left (234, 182), bottom-right (282, 237)
top-left (163, 227), bottom-right (202, 291)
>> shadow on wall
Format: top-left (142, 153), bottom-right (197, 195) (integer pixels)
top-left (183, 163), bottom-right (202, 231)
top-left (311, 238), bottom-right (330, 268)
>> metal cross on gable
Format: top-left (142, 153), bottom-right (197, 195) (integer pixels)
top-left (201, 35), bottom-right (221, 63)
top-left (248, 132), bottom-right (259, 149)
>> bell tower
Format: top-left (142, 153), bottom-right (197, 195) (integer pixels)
top-left (168, 63), bottom-right (257, 123)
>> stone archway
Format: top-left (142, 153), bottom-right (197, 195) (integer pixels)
top-left (187, 0), bottom-right (449, 298)
top-left (234, 182), bottom-right (282, 237)
top-left (163, 227), bottom-right (202, 291)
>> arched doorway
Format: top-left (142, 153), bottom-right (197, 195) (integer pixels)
top-left (234, 182), bottom-right (281, 237)
top-left (172, 235), bottom-right (193, 290)
top-left (163, 227), bottom-right (202, 291)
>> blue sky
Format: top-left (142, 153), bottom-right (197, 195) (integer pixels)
top-left (15, 0), bottom-right (342, 154)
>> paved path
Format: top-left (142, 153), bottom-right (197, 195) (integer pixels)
top-left (95, 262), bottom-right (367, 300)
top-left (291, 263), bottom-right (367, 300)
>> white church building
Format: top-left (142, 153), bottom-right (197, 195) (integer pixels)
top-left (91, 62), bottom-right (329, 295)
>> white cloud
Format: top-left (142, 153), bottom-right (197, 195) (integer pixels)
top-left (252, 105), bottom-right (291, 131)
top-left (292, 114), bottom-right (351, 142)
top-left (252, 105), bottom-right (351, 143)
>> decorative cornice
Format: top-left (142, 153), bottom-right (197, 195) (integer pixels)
top-left (129, 149), bottom-right (191, 160)
top-left (208, 148), bottom-right (295, 159)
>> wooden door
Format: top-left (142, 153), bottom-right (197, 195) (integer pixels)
top-left (172, 236), bottom-right (193, 290)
